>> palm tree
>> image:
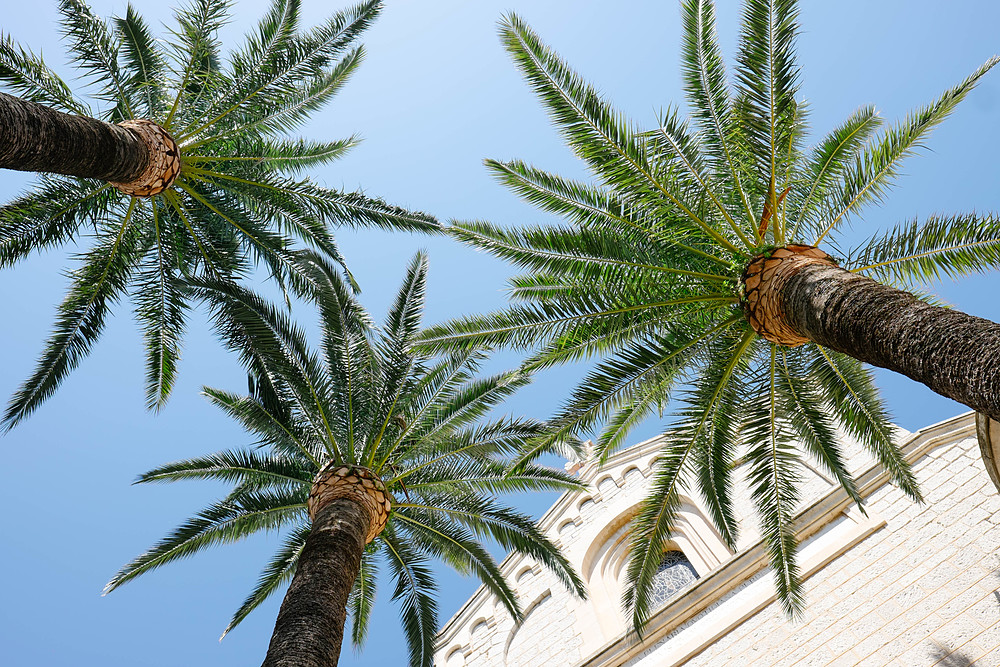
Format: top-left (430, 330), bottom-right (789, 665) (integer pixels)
top-left (417, 1), bottom-right (1000, 629)
top-left (105, 251), bottom-right (585, 667)
top-left (0, 0), bottom-right (438, 429)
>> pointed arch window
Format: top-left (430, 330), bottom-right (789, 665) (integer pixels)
top-left (648, 550), bottom-right (698, 608)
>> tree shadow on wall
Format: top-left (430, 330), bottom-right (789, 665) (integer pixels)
top-left (929, 641), bottom-right (978, 666)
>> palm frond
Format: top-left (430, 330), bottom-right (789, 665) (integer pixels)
top-left (393, 508), bottom-right (520, 620)
top-left (382, 530), bottom-right (439, 667)
top-left (57, 0), bottom-right (134, 121)
top-left (0, 178), bottom-right (118, 268)
top-left (202, 387), bottom-right (321, 465)
top-left (450, 219), bottom-right (732, 285)
top-left (191, 277), bottom-right (339, 457)
top-left (549, 315), bottom-right (740, 448)
top-left (679, 0), bottom-right (755, 229)
top-left (162, 0), bottom-right (229, 128)
top-left (134, 247), bottom-right (188, 410)
top-left (0, 34), bottom-right (88, 114)
top-left (348, 548), bottom-right (379, 648)
top-left (735, 0), bottom-right (803, 189)
top-left (135, 448), bottom-right (311, 489)
top-left (776, 347), bottom-right (862, 507)
top-left (742, 348), bottom-right (803, 615)
top-left (790, 105), bottom-right (881, 238)
top-left (114, 3), bottom-right (168, 119)
top-left (180, 0), bottom-right (379, 141)
top-left (185, 136), bottom-right (359, 174)
top-left (814, 57), bottom-right (999, 244)
top-left (4, 200), bottom-right (143, 429)
top-left (104, 489), bottom-right (306, 593)
top-left (624, 328), bottom-right (754, 630)
top-left (809, 347), bottom-right (920, 500)
top-left (849, 213), bottom-right (1000, 284)
top-left (499, 13), bottom-right (740, 253)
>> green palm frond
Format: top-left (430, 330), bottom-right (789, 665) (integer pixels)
top-left (6, 199), bottom-right (144, 427)
top-left (348, 546), bottom-right (379, 647)
top-left (735, 0), bottom-right (804, 199)
top-left (58, 0), bottom-right (134, 120)
top-left (776, 347), bottom-right (862, 507)
top-left (742, 348), bottom-right (803, 615)
top-left (136, 449), bottom-right (312, 488)
top-left (105, 488), bottom-right (307, 592)
top-left (808, 347), bottom-right (920, 500)
top-left (623, 328), bottom-right (754, 630)
top-left (383, 530), bottom-right (439, 667)
top-left (133, 247), bottom-right (189, 410)
top-left (814, 57), bottom-right (998, 244)
top-left (0, 34), bottom-right (88, 114)
top-left (790, 105), bottom-right (881, 238)
top-left (849, 213), bottom-right (1000, 284)
top-left (115, 4), bottom-right (168, 119)
top-left (393, 507), bottom-right (521, 620)
top-left (163, 0), bottom-right (227, 114)
top-left (0, 177), bottom-right (115, 268)
top-left (499, 14), bottom-right (744, 252)
top-left (679, 0), bottom-right (755, 228)
top-left (0, 0), bottom-right (440, 429)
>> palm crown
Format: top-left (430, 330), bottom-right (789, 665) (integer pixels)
top-left (105, 251), bottom-right (585, 666)
top-left (0, 0), bottom-right (438, 428)
top-left (418, 1), bottom-right (1000, 627)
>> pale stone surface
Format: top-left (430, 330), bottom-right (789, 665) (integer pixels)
top-left (434, 414), bottom-right (1000, 667)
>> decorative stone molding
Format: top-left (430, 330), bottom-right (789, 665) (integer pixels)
top-left (307, 464), bottom-right (392, 544)
top-left (110, 119), bottom-right (180, 196)
top-left (975, 413), bottom-right (1000, 493)
top-left (741, 245), bottom-right (835, 346)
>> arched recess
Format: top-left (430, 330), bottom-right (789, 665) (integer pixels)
top-left (620, 465), bottom-right (645, 486)
top-left (579, 496), bottom-right (730, 637)
top-left (595, 474), bottom-right (619, 496)
top-left (503, 590), bottom-right (552, 666)
top-left (444, 646), bottom-right (466, 667)
top-left (514, 563), bottom-right (537, 586)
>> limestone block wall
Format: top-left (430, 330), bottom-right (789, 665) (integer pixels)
top-left (624, 417), bottom-right (1000, 667)
top-left (679, 425), bottom-right (1000, 667)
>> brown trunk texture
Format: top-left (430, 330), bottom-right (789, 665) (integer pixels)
top-left (260, 497), bottom-right (371, 667)
top-left (779, 261), bottom-right (1000, 422)
top-left (0, 91), bottom-right (149, 182)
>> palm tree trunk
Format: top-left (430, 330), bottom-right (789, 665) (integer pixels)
top-left (0, 91), bottom-right (150, 181)
top-left (778, 260), bottom-right (1000, 422)
top-left (260, 496), bottom-right (371, 667)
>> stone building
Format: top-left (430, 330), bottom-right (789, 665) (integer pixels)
top-left (434, 412), bottom-right (1000, 666)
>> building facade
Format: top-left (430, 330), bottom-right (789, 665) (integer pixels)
top-left (435, 413), bottom-right (1000, 666)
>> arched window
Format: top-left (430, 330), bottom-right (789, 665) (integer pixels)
top-left (648, 550), bottom-right (698, 608)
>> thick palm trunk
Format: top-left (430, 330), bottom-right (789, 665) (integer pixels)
top-left (260, 496), bottom-right (370, 667)
top-left (261, 465), bottom-right (391, 667)
top-left (0, 92), bottom-right (179, 195)
top-left (0, 91), bottom-right (148, 181)
top-left (777, 259), bottom-right (1000, 422)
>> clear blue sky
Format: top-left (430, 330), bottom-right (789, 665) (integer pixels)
top-left (1, 1), bottom-right (999, 665)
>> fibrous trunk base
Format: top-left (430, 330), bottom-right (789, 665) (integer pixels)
top-left (109, 120), bottom-right (180, 197)
top-left (741, 244), bottom-right (835, 347)
top-left (308, 465), bottom-right (391, 544)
